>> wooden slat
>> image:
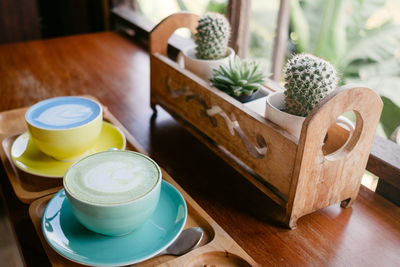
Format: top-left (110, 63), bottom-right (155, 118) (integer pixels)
top-left (227, 0), bottom-right (251, 58)
top-left (367, 135), bottom-right (400, 205)
top-left (0, 0), bottom-right (41, 44)
top-left (287, 85), bottom-right (383, 228)
top-left (271, 0), bottom-right (290, 81)
top-left (367, 135), bottom-right (400, 189)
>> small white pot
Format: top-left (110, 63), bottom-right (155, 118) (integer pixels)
top-left (177, 46), bottom-right (235, 81)
top-left (265, 91), bottom-right (354, 141)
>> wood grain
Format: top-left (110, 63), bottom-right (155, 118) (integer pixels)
top-left (0, 103), bottom-right (149, 204)
top-left (151, 54), bottom-right (297, 198)
top-left (149, 12), bottom-right (199, 56)
top-left (27, 112), bottom-right (256, 265)
top-left (149, 13), bottom-right (383, 229)
top-left (288, 85), bottom-right (383, 227)
top-left (0, 32), bottom-right (399, 266)
top-left (0, 0), bottom-right (41, 44)
top-left (28, 127), bottom-right (257, 266)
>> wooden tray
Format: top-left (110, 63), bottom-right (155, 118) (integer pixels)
top-left (0, 103), bottom-right (142, 204)
top-left (29, 176), bottom-right (256, 266)
top-left (0, 101), bottom-right (257, 266)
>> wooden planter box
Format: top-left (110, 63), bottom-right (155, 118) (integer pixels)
top-left (149, 13), bottom-right (383, 229)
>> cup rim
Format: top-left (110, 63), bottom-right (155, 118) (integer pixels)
top-left (63, 150), bottom-right (162, 207)
top-left (182, 46), bottom-right (234, 62)
top-left (25, 96), bottom-right (103, 131)
top-left (266, 91), bottom-right (305, 120)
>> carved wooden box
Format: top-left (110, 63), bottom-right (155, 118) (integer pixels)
top-left (149, 13), bottom-right (383, 228)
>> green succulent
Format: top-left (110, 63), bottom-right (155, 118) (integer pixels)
top-left (210, 56), bottom-right (266, 98)
top-left (284, 53), bottom-right (338, 116)
top-left (195, 12), bottom-right (231, 60)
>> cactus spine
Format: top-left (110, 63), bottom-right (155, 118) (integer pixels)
top-left (195, 12), bottom-right (231, 60)
top-left (284, 53), bottom-right (338, 117)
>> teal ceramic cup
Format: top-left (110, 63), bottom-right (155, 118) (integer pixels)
top-left (63, 150), bottom-right (162, 236)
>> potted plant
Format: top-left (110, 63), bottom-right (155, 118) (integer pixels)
top-left (265, 53), bottom-right (354, 139)
top-left (178, 12), bottom-right (235, 80)
top-left (210, 56), bottom-right (266, 103)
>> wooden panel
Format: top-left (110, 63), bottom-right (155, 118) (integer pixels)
top-left (37, 0), bottom-right (107, 38)
top-left (151, 53), bottom-right (297, 197)
top-left (287, 85), bottom-right (383, 228)
top-left (330, 125), bottom-right (400, 205)
top-left (0, 0), bottom-right (41, 43)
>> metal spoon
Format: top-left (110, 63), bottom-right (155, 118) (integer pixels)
top-left (158, 227), bottom-right (203, 256)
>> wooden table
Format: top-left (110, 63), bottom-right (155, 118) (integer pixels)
top-left (0, 32), bottom-right (399, 266)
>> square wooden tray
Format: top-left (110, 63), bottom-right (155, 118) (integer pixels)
top-left (0, 100), bottom-right (257, 266)
top-left (0, 104), bottom-right (144, 204)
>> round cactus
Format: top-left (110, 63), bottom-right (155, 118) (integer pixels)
top-left (195, 12), bottom-right (231, 60)
top-left (284, 53), bottom-right (338, 117)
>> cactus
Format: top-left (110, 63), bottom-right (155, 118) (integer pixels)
top-left (195, 12), bottom-right (231, 60)
top-left (210, 56), bottom-right (265, 99)
top-left (284, 53), bottom-right (338, 117)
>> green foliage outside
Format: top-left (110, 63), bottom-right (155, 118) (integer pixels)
top-left (137, 0), bottom-right (400, 139)
top-left (289, 0), bottom-right (400, 139)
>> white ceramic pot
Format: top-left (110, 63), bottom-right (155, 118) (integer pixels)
top-left (177, 46), bottom-right (235, 81)
top-left (265, 91), bottom-right (354, 140)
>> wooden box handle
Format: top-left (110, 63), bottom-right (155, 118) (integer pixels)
top-left (300, 85), bottom-right (383, 160)
top-left (285, 85), bottom-right (383, 228)
top-left (150, 12), bottom-right (199, 56)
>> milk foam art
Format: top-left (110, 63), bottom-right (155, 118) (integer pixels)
top-left (26, 97), bottom-right (101, 129)
top-left (64, 151), bottom-right (161, 205)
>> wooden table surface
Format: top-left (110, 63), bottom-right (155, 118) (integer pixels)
top-left (0, 32), bottom-right (400, 266)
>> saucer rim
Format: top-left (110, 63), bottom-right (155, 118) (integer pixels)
top-left (11, 121), bottom-right (126, 178)
top-left (41, 180), bottom-right (187, 266)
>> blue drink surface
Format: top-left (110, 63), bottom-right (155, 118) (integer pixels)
top-left (26, 96), bottom-right (101, 129)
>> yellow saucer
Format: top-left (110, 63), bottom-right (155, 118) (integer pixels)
top-left (11, 121), bottom-right (126, 178)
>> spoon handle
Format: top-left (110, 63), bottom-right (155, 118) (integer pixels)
top-left (158, 227), bottom-right (204, 256)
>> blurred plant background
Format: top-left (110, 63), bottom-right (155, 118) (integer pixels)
top-left (136, 0), bottom-right (228, 23)
top-left (289, 0), bottom-right (400, 141)
top-left (136, 0), bottom-right (279, 72)
top-left (136, 0), bottom-right (399, 142)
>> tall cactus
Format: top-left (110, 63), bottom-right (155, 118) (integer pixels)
top-left (284, 53), bottom-right (338, 117)
top-left (195, 12), bottom-right (231, 60)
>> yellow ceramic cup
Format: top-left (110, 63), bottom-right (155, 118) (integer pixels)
top-left (25, 96), bottom-right (103, 161)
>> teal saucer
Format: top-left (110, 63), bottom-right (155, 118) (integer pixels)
top-left (42, 181), bottom-right (187, 266)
